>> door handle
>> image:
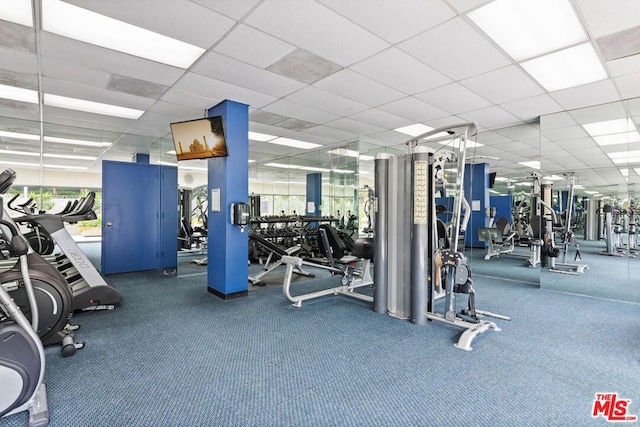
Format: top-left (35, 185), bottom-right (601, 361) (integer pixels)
top-left (107, 222), bottom-right (113, 227)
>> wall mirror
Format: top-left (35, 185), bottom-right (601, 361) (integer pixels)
top-left (539, 98), bottom-right (640, 303)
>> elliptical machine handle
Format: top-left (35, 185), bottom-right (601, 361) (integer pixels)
top-left (0, 219), bottom-right (29, 256)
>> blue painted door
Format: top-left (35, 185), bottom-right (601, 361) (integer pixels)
top-left (102, 161), bottom-right (160, 274)
top-left (159, 166), bottom-right (178, 270)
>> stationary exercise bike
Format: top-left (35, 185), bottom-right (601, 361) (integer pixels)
top-left (0, 169), bottom-right (83, 357)
top-left (0, 205), bottom-right (49, 426)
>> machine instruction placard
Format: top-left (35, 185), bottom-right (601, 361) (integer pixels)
top-left (413, 160), bottom-right (428, 224)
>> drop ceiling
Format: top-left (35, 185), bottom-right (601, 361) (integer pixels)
top-left (0, 0), bottom-right (638, 198)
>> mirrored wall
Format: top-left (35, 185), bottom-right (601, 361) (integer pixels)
top-left (539, 98), bottom-right (640, 303)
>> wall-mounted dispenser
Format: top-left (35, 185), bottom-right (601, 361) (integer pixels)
top-left (231, 203), bottom-right (249, 232)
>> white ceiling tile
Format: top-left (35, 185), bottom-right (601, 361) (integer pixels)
top-left (214, 24), bottom-right (296, 69)
top-left (0, 46), bottom-right (36, 74)
top-left (550, 79), bottom-right (621, 111)
top-left (41, 77), bottom-right (156, 110)
top-left (285, 86), bottom-right (369, 117)
top-left (348, 108), bottom-right (413, 129)
top-left (362, 130), bottom-right (409, 146)
top-left (0, 69), bottom-right (37, 90)
top-left (378, 97), bottom-right (450, 123)
top-left (316, 0), bottom-right (455, 44)
top-left (424, 115), bottom-right (470, 131)
top-left (303, 125), bottom-right (357, 142)
top-left (314, 69), bottom-right (405, 107)
top-left (147, 101), bottom-right (203, 121)
top-left (40, 57), bottom-right (111, 89)
top-left (350, 47), bottom-right (451, 95)
top-left (500, 95), bottom-right (563, 121)
top-left (606, 53), bottom-right (640, 77)
top-left (615, 72), bottom-right (640, 99)
top-left (161, 87), bottom-right (222, 110)
top-left (40, 33), bottom-right (184, 86)
top-left (628, 98), bottom-right (640, 116)
top-left (398, 17), bottom-right (511, 81)
top-left (42, 106), bottom-right (137, 132)
top-left (324, 118), bottom-right (386, 135)
top-left (64, 0), bottom-right (235, 48)
top-left (540, 112), bottom-right (578, 130)
top-left (192, 51), bottom-right (304, 98)
top-left (415, 83), bottom-right (492, 114)
top-left (244, 0), bottom-right (389, 66)
top-left (446, 0), bottom-right (493, 13)
top-left (574, 0), bottom-right (640, 37)
top-left (567, 101), bottom-right (627, 124)
top-left (0, 104), bottom-right (39, 122)
top-left (191, 0), bottom-right (261, 20)
top-left (495, 125), bottom-right (540, 141)
top-left (460, 66), bottom-right (544, 104)
top-left (475, 131), bottom-right (513, 145)
top-left (542, 126), bottom-right (589, 142)
top-left (555, 137), bottom-right (598, 150)
top-left (250, 141), bottom-right (302, 157)
top-left (262, 99), bottom-right (340, 125)
top-left (458, 106), bottom-right (521, 129)
top-left (174, 72), bottom-right (276, 109)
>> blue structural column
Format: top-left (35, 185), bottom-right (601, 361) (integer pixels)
top-left (463, 163), bottom-right (490, 247)
top-left (132, 153), bottom-right (150, 164)
top-left (206, 100), bottom-right (249, 300)
top-left (306, 173), bottom-right (322, 216)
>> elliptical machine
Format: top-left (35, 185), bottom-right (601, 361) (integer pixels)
top-left (0, 169), bottom-right (83, 357)
top-left (0, 200), bottom-right (49, 426)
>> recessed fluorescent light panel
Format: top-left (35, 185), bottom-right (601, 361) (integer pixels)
top-left (267, 137), bottom-right (321, 150)
top-left (327, 148), bottom-right (375, 161)
top-left (468, 0), bottom-right (586, 61)
top-left (542, 175), bottom-right (564, 181)
top-left (583, 118), bottom-right (634, 136)
top-left (0, 130), bottom-right (40, 141)
top-left (0, 131), bottom-right (111, 147)
top-left (44, 164), bottom-right (88, 170)
top-left (45, 136), bottom-right (111, 147)
top-left (41, 0), bottom-right (205, 69)
top-left (0, 0), bottom-right (33, 27)
top-left (394, 124), bottom-right (432, 137)
top-left (248, 131), bottom-right (277, 142)
top-left (606, 150), bottom-right (640, 164)
top-left (0, 83), bottom-right (38, 104)
top-left (44, 94), bottom-right (144, 119)
top-left (0, 149), bottom-right (96, 161)
top-left (0, 160), bottom-right (40, 168)
top-left (584, 190), bottom-right (599, 195)
top-left (518, 160), bottom-right (541, 169)
top-left (520, 43), bottom-right (607, 92)
top-left (594, 132), bottom-right (640, 146)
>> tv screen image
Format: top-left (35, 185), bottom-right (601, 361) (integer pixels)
top-left (170, 116), bottom-right (228, 161)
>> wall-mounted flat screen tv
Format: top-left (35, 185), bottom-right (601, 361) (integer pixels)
top-left (170, 116), bottom-right (228, 161)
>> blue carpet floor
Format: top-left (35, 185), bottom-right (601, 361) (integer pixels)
top-left (2, 255), bottom-right (639, 426)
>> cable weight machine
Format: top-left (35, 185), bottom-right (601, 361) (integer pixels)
top-left (373, 123), bottom-right (509, 351)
